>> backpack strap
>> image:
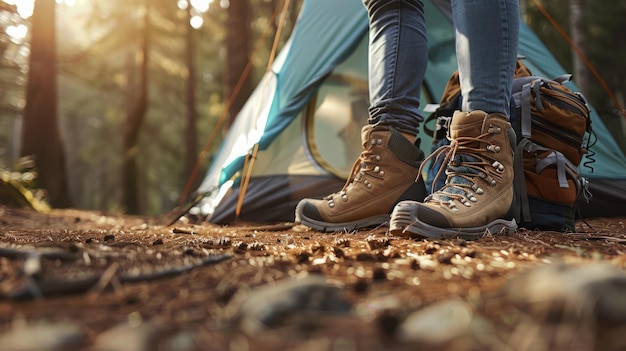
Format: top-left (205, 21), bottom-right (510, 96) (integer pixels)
top-left (519, 78), bottom-right (544, 138)
top-left (513, 138), bottom-right (532, 223)
top-left (535, 152), bottom-right (569, 188)
top-left (513, 137), bottom-right (581, 224)
top-left (522, 142), bottom-right (575, 189)
top-left (422, 92), bottom-right (461, 139)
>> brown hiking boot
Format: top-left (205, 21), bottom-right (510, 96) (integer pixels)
top-left (295, 125), bottom-right (427, 232)
top-left (389, 111), bottom-right (517, 239)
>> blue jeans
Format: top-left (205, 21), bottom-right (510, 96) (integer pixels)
top-left (363, 0), bottom-right (519, 135)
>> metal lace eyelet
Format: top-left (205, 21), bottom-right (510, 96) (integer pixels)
top-left (489, 125), bottom-right (502, 134)
top-left (448, 201), bottom-right (458, 211)
top-left (487, 144), bottom-right (501, 153)
top-left (471, 184), bottom-right (484, 194)
top-left (492, 161), bottom-right (505, 173)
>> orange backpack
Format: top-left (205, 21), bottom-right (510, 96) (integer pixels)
top-left (425, 59), bottom-right (594, 231)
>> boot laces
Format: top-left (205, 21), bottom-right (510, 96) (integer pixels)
top-left (418, 126), bottom-right (505, 210)
top-left (324, 136), bottom-right (383, 206)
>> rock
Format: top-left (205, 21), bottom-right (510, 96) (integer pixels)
top-left (227, 275), bottom-right (352, 335)
top-left (501, 262), bottom-right (626, 325)
top-left (91, 321), bottom-right (160, 351)
top-left (0, 320), bottom-right (83, 351)
top-left (158, 330), bottom-right (197, 351)
top-left (396, 300), bottom-right (475, 344)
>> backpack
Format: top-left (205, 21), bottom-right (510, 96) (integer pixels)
top-left (424, 60), bottom-right (594, 231)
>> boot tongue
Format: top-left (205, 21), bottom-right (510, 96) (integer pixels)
top-left (449, 110), bottom-right (488, 141)
top-left (360, 125), bottom-right (373, 147)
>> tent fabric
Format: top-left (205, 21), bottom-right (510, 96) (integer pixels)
top-left (209, 175), bottom-right (344, 224)
top-left (196, 0), bottom-right (626, 224)
top-left (579, 179), bottom-right (626, 218)
top-left (197, 0), bottom-right (369, 194)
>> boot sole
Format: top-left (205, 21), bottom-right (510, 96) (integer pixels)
top-left (389, 205), bottom-right (517, 240)
top-left (295, 202), bottom-right (390, 233)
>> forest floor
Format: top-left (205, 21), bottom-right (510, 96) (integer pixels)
top-left (1, 205), bottom-right (626, 351)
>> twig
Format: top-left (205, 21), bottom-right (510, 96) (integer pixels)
top-left (4, 254), bottom-right (232, 300)
top-left (88, 262), bottom-right (120, 297)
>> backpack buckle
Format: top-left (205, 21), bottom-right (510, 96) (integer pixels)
top-left (435, 116), bottom-right (452, 131)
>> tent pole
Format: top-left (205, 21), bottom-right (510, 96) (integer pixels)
top-left (235, 143), bottom-right (259, 219)
top-left (233, 0), bottom-right (293, 219)
top-left (176, 2), bottom-right (284, 206)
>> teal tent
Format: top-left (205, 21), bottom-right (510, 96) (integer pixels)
top-left (194, 0), bottom-right (626, 223)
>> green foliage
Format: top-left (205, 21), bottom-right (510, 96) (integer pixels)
top-left (0, 156), bottom-right (51, 212)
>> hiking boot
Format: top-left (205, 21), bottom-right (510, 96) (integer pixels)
top-left (389, 111), bottom-right (517, 240)
top-left (295, 124), bottom-right (427, 232)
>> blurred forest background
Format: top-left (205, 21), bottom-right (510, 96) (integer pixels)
top-left (0, 0), bottom-right (624, 216)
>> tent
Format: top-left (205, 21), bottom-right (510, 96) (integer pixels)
top-left (194, 0), bottom-right (626, 224)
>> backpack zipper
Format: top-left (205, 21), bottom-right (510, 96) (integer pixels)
top-left (531, 114), bottom-right (584, 148)
top-left (541, 90), bottom-right (587, 115)
top-left (537, 83), bottom-right (590, 130)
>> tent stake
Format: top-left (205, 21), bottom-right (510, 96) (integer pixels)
top-left (236, 144), bottom-right (259, 219)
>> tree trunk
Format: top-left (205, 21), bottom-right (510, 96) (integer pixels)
top-left (183, 0), bottom-right (198, 185)
top-left (225, 0), bottom-right (254, 127)
top-left (569, 0), bottom-right (590, 95)
top-left (122, 0), bottom-right (150, 214)
top-left (20, 0), bottom-right (71, 208)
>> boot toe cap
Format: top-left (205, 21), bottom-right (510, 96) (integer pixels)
top-left (295, 199), bottom-right (325, 222)
top-left (416, 205), bottom-right (454, 228)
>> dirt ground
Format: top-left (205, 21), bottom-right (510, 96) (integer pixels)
top-left (1, 205), bottom-right (625, 351)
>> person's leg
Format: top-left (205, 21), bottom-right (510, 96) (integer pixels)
top-left (454, 0), bottom-right (519, 116)
top-left (366, 0), bottom-right (428, 135)
top-left (295, 0), bottom-right (428, 232)
top-left (390, 0), bottom-right (519, 239)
